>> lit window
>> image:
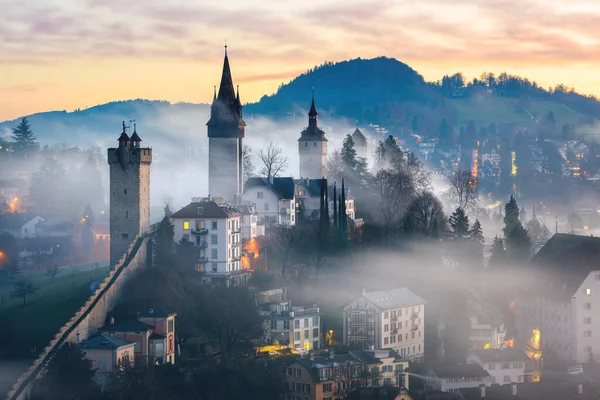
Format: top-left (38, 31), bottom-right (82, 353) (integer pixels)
top-left (587, 288), bottom-right (591, 295)
top-left (183, 221), bottom-right (190, 230)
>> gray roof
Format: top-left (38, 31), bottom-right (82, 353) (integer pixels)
top-left (469, 348), bottom-right (529, 363)
top-left (431, 363), bottom-right (489, 378)
top-left (245, 177), bottom-right (295, 200)
top-left (362, 288), bottom-right (426, 311)
top-left (138, 307), bottom-right (176, 319)
top-left (77, 333), bottom-right (134, 350)
top-left (172, 200), bottom-right (241, 219)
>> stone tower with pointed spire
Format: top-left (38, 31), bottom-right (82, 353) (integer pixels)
top-left (206, 46), bottom-right (245, 202)
top-left (298, 92), bottom-right (328, 178)
top-left (107, 121), bottom-right (152, 267)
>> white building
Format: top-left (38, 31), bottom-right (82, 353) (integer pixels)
top-left (467, 348), bottom-right (530, 385)
top-left (350, 349), bottom-right (410, 388)
top-left (237, 204), bottom-right (262, 241)
top-left (171, 198), bottom-right (248, 286)
top-left (514, 233), bottom-right (600, 363)
top-left (469, 317), bottom-right (507, 350)
top-left (426, 364), bottom-right (489, 393)
top-left (243, 177), bottom-right (295, 226)
top-left (0, 214), bottom-right (44, 239)
top-left (298, 93), bottom-right (327, 179)
top-left (259, 300), bottom-right (321, 354)
top-left (342, 288), bottom-right (426, 361)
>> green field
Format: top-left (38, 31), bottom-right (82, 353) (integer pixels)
top-left (450, 95), bottom-right (585, 128)
top-left (0, 264), bottom-right (110, 357)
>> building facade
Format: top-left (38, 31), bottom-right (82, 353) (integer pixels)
top-left (206, 46), bottom-right (245, 203)
top-left (243, 177), bottom-right (296, 226)
top-left (260, 300), bottom-right (321, 353)
top-left (298, 93), bottom-right (328, 179)
top-left (351, 127), bottom-right (368, 160)
top-left (107, 122), bottom-right (152, 266)
top-left (426, 364), bottom-right (489, 393)
top-left (171, 198), bottom-right (247, 286)
top-left (77, 333), bottom-right (135, 386)
top-left (343, 288), bottom-right (426, 361)
top-left (466, 349), bottom-right (530, 385)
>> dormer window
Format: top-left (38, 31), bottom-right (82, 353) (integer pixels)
top-left (197, 207), bottom-right (204, 215)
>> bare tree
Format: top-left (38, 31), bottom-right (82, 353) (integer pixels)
top-left (373, 169), bottom-right (415, 241)
top-left (11, 280), bottom-right (38, 305)
top-left (163, 196), bottom-right (174, 218)
top-left (447, 169), bottom-right (479, 212)
top-left (45, 265), bottom-right (61, 281)
top-left (406, 191), bottom-right (447, 237)
top-left (526, 219), bottom-right (551, 245)
top-left (258, 142), bottom-right (288, 179)
top-left (243, 145), bottom-right (256, 183)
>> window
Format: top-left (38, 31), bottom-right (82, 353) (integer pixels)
top-left (305, 142), bottom-right (308, 147)
top-left (183, 221), bottom-right (190, 230)
top-left (295, 320), bottom-right (300, 329)
top-left (197, 207), bottom-right (204, 215)
top-left (323, 383), bottom-right (332, 392)
top-left (587, 288), bottom-right (591, 295)
top-left (257, 192), bottom-right (264, 199)
top-left (211, 221), bottom-right (217, 230)
top-left (304, 330), bottom-right (309, 339)
top-left (584, 303), bottom-right (592, 310)
top-left (168, 319), bottom-right (174, 333)
top-left (489, 376), bottom-right (496, 383)
top-left (411, 331), bottom-right (415, 339)
top-left (284, 321), bottom-right (290, 330)
top-left (584, 330), bottom-right (592, 337)
top-left (211, 249), bottom-right (217, 259)
top-left (488, 363), bottom-right (496, 370)
top-left (295, 332), bottom-right (300, 341)
top-left (211, 234), bottom-right (217, 245)
top-left (264, 203), bottom-right (269, 211)
top-left (121, 233), bottom-right (129, 240)
top-left (312, 316), bottom-right (318, 326)
top-left (504, 375), bottom-right (511, 383)
top-left (314, 142), bottom-right (317, 147)
top-left (211, 262), bottom-right (217, 272)
top-left (585, 346), bottom-right (592, 353)
top-left (391, 335), bottom-right (396, 344)
top-left (399, 321), bottom-right (402, 329)
top-left (596, 273), bottom-right (600, 281)
top-left (124, 189), bottom-right (127, 194)
top-left (398, 335), bottom-right (402, 342)
top-left (501, 363), bottom-right (510, 369)
top-left (294, 368), bottom-right (301, 378)
top-left (286, 367), bottom-right (292, 376)
top-left (313, 328), bottom-right (319, 337)
top-left (384, 378), bottom-right (392, 385)
top-left (384, 324), bottom-right (389, 332)
top-left (384, 337), bottom-right (389, 345)
top-left (584, 317), bottom-right (592, 324)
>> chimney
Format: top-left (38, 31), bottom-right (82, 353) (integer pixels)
top-left (511, 383), bottom-right (517, 396)
top-left (480, 384), bottom-right (486, 398)
top-left (578, 384), bottom-right (583, 395)
top-left (109, 317), bottom-right (115, 325)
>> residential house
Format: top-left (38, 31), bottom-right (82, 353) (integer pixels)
top-left (237, 203), bottom-right (263, 241)
top-left (35, 218), bottom-right (74, 238)
top-left (514, 233), bottom-right (600, 363)
top-left (259, 298), bottom-right (321, 353)
top-left (0, 214), bottom-right (44, 239)
top-left (426, 364), bottom-right (489, 393)
top-left (284, 352), bottom-right (369, 400)
top-left (350, 349), bottom-right (410, 388)
top-left (137, 307), bottom-right (177, 364)
top-left (468, 317), bottom-right (507, 350)
top-left (171, 198), bottom-right (247, 286)
top-left (466, 348), bottom-right (530, 385)
top-left (99, 319), bottom-right (153, 362)
top-left (343, 288), bottom-right (426, 361)
top-left (243, 177), bottom-right (296, 226)
top-left (76, 333), bottom-right (135, 386)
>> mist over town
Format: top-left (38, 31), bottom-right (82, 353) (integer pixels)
top-left (3, 2), bottom-right (600, 400)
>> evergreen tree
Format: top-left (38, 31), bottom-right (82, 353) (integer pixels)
top-left (11, 117), bottom-right (38, 157)
top-left (469, 219), bottom-right (484, 267)
top-left (341, 134), bottom-right (357, 170)
top-left (154, 215), bottom-right (174, 268)
top-left (333, 182), bottom-right (338, 230)
top-left (502, 196), bottom-right (531, 262)
top-left (470, 219), bottom-right (483, 243)
top-left (449, 207), bottom-right (470, 237)
top-left (503, 195), bottom-right (520, 233)
top-left (488, 236), bottom-right (506, 268)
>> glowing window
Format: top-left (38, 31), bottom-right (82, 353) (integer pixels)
top-left (183, 221), bottom-right (190, 230)
top-left (587, 288), bottom-right (591, 295)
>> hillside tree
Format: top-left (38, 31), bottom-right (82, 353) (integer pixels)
top-left (449, 207), bottom-right (470, 237)
top-left (405, 192), bottom-right (446, 237)
top-left (11, 280), bottom-right (38, 305)
top-left (447, 169), bottom-right (479, 212)
top-left (81, 204), bottom-right (95, 256)
top-left (488, 236), bottom-right (506, 268)
top-left (11, 117), bottom-right (38, 157)
top-left (503, 196), bottom-right (532, 262)
top-left (259, 142), bottom-right (288, 178)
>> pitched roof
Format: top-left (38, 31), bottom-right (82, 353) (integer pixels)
top-left (99, 319), bottom-right (154, 332)
top-left (0, 214), bottom-right (41, 230)
top-left (352, 128), bottom-right (367, 144)
top-left (138, 307), bottom-right (176, 318)
top-left (431, 363), bottom-right (489, 378)
top-left (469, 348), bottom-right (529, 363)
top-left (245, 177), bottom-right (295, 200)
top-left (360, 288), bottom-right (426, 311)
top-left (171, 200), bottom-right (241, 219)
top-left (293, 353), bottom-right (365, 382)
top-left (295, 178), bottom-right (325, 197)
top-left (77, 333), bottom-right (134, 350)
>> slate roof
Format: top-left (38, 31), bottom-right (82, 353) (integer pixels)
top-left (431, 363), bottom-right (489, 378)
top-left (171, 200), bottom-right (241, 219)
top-left (469, 348), bottom-right (529, 363)
top-left (245, 177), bottom-right (295, 200)
top-left (77, 333), bottom-right (134, 350)
top-left (295, 178), bottom-right (325, 197)
top-left (352, 128), bottom-right (367, 144)
top-left (99, 319), bottom-right (154, 332)
top-left (528, 233), bottom-right (600, 299)
top-left (360, 288), bottom-right (426, 311)
top-left (293, 353), bottom-right (365, 382)
top-left (0, 214), bottom-right (41, 230)
top-left (138, 307), bottom-right (176, 319)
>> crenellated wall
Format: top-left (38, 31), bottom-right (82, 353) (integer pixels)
top-left (5, 234), bottom-right (150, 400)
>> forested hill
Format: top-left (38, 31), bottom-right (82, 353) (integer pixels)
top-left (2, 56), bottom-right (600, 145)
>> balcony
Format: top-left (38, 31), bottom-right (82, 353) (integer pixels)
top-left (197, 242), bottom-right (208, 249)
top-left (198, 256), bottom-right (208, 262)
top-left (290, 307), bottom-right (320, 318)
top-left (412, 312), bottom-right (419, 319)
top-left (231, 228), bottom-right (241, 234)
top-left (192, 228), bottom-right (208, 235)
top-left (390, 316), bottom-right (398, 321)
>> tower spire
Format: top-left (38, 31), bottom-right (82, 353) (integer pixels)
top-left (217, 44), bottom-right (236, 104)
top-left (308, 90), bottom-right (318, 128)
top-left (213, 85), bottom-right (217, 102)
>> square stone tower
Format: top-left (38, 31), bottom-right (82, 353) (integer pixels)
top-left (107, 122), bottom-right (152, 267)
top-left (206, 46), bottom-right (245, 203)
top-left (298, 92), bottom-right (328, 179)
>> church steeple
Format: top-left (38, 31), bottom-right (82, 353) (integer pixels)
top-left (217, 45), bottom-right (236, 106)
top-left (308, 90), bottom-right (318, 129)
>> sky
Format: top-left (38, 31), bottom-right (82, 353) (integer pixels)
top-left (1, 0), bottom-right (600, 121)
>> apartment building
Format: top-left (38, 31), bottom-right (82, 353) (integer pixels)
top-left (467, 349), bottom-right (531, 385)
top-left (343, 288), bottom-right (426, 361)
top-left (243, 177), bottom-right (296, 226)
top-left (426, 364), bottom-right (489, 393)
top-left (260, 299), bottom-right (321, 353)
top-left (172, 198), bottom-right (247, 286)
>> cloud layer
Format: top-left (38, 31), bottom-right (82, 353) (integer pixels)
top-left (1, 0), bottom-right (599, 120)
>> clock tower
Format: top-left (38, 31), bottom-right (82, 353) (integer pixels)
top-left (206, 46), bottom-right (246, 203)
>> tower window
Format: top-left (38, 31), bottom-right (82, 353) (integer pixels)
top-left (124, 189), bottom-right (127, 194)
top-left (314, 142), bottom-right (317, 147)
top-left (121, 233), bottom-right (129, 240)
top-left (305, 142), bottom-right (308, 147)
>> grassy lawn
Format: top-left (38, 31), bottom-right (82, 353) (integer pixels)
top-left (0, 265), bottom-right (110, 357)
top-left (450, 96), bottom-right (584, 128)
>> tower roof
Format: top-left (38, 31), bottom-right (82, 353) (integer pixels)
top-left (217, 45), bottom-right (236, 105)
top-left (299, 91), bottom-right (327, 142)
top-left (130, 123), bottom-right (142, 142)
top-left (118, 121), bottom-right (129, 142)
top-left (351, 127), bottom-right (367, 144)
top-left (308, 90), bottom-right (318, 117)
